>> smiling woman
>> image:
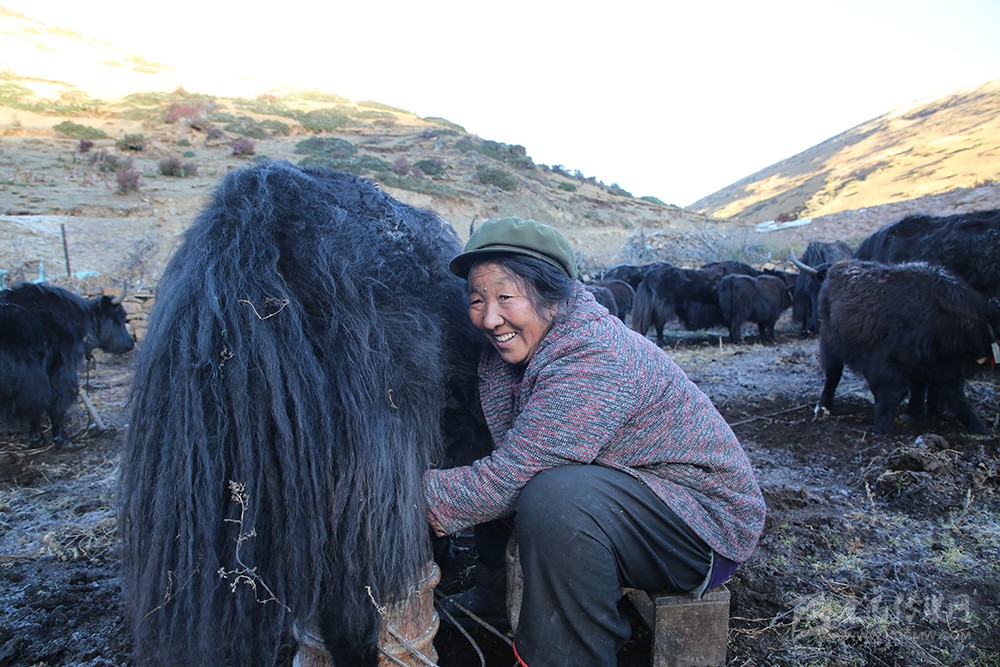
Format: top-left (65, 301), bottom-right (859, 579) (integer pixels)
top-left (466, 263), bottom-right (557, 366)
top-left (422, 216), bottom-right (766, 666)
top-left (454, 217), bottom-right (577, 366)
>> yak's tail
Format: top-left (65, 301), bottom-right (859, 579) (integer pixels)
top-left (119, 161), bottom-right (481, 665)
top-left (630, 279), bottom-right (658, 337)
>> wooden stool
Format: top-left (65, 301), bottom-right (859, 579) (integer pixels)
top-left (507, 540), bottom-right (731, 666)
top-left (626, 586), bottom-right (730, 667)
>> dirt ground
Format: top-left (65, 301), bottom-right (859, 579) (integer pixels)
top-left (1, 313), bottom-right (997, 666)
top-left (1, 102), bottom-right (998, 665)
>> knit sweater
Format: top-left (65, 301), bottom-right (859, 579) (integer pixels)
top-left (423, 284), bottom-right (766, 562)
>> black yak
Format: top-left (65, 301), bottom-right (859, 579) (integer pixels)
top-left (601, 263), bottom-right (648, 290)
top-left (584, 282), bottom-right (620, 317)
top-left (816, 259), bottom-right (998, 435)
top-left (630, 263), bottom-right (687, 346)
top-left (853, 209), bottom-right (1000, 304)
top-left (632, 261), bottom-right (758, 345)
top-left (0, 283), bottom-right (134, 446)
top-left (674, 261), bottom-right (759, 333)
top-left (717, 273), bottom-right (792, 343)
top-left (118, 161), bottom-right (488, 666)
top-left (585, 278), bottom-right (634, 321)
top-left (789, 240), bottom-right (853, 336)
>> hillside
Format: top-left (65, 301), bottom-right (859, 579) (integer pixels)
top-left (691, 78), bottom-right (1000, 223)
top-left (0, 5), bottom-right (727, 281)
top-left (2, 4), bottom-right (999, 288)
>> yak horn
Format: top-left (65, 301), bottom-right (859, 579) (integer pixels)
top-left (111, 280), bottom-right (129, 305)
top-left (789, 249), bottom-right (819, 276)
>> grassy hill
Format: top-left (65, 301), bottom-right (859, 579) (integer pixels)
top-left (691, 78), bottom-right (1000, 224)
top-left (1, 5), bottom-right (728, 276)
top-left (2, 4), bottom-right (999, 286)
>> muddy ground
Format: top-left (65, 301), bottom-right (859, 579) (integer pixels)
top-left (1, 316), bottom-right (997, 667)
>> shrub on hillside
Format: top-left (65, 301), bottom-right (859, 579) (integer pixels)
top-left (392, 157), bottom-right (411, 176)
top-left (116, 166), bottom-right (141, 193)
top-left (164, 102), bottom-right (202, 123)
top-left (288, 90), bottom-right (350, 104)
top-left (294, 136), bottom-right (357, 160)
top-left (53, 121), bottom-right (108, 140)
top-left (205, 127), bottom-right (226, 144)
top-left (117, 134), bottom-right (147, 152)
top-left (424, 117), bottom-right (466, 132)
top-left (376, 172), bottom-right (460, 198)
top-left (476, 166), bottom-right (519, 192)
top-left (158, 156), bottom-right (198, 177)
top-left (357, 100), bottom-right (410, 114)
top-left (88, 150), bottom-right (130, 173)
top-left (299, 109), bottom-right (354, 132)
top-left (458, 138), bottom-right (535, 169)
top-left (259, 119), bottom-right (291, 136)
top-left (414, 159), bottom-right (445, 176)
top-left (229, 139), bottom-right (255, 156)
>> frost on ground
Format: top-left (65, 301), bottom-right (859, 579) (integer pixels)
top-left (1, 329), bottom-right (998, 666)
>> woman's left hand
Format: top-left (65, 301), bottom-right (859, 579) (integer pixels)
top-left (427, 511), bottom-right (448, 538)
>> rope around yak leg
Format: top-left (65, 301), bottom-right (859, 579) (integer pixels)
top-left (433, 589), bottom-right (514, 646)
top-left (433, 592), bottom-right (488, 667)
top-left (367, 585), bottom-right (440, 667)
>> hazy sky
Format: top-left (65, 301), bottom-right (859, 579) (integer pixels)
top-left (6, 0), bottom-right (1000, 205)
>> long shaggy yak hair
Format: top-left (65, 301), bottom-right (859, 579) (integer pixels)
top-left (119, 160), bottom-right (487, 665)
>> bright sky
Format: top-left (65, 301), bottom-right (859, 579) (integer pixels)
top-left (7, 0), bottom-right (1000, 206)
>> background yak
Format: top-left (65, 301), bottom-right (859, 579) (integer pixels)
top-left (118, 161), bottom-right (489, 666)
top-left (789, 240), bottom-right (853, 336)
top-left (584, 282), bottom-right (620, 318)
top-left (717, 273), bottom-right (791, 343)
top-left (0, 283), bottom-right (134, 447)
top-left (816, 259), bottom-right (997, 435)
top-left (631, 260), bottom-right (758, 345)
top-left (601, 263), bottom-right (648, 290)
top-left (585, 278), bottom-right (634, 322)
top-left (853, 208), bottom-right (1000, 299)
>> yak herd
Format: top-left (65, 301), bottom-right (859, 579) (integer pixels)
top-left (0, 160), bottom-right (997, 666)
top-left (601, 207), bottom-right (1000, 437)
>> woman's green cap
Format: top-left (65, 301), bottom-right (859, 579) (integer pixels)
top-left (449, 217), bottom-right (578, 279)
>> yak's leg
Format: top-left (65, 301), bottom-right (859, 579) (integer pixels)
top-left (938, 380), bottom-right (988, 434)
top-left (902, 381), bottom-right (927, 422)
top-left (49, 409), bottom-right (73, 448)
top-left (870, 381), bottom-right (907, 435)
top-left (27, 411), bottom-right (46, 446)
top-left (758, 320), bottom-right (776, 343)
top-left (818, 360), bottom-right (843, 414)
top-left (728, 321), bottom-right (743, 344)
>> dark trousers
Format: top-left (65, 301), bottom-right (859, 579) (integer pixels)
top-left (477, 464), bottom-right (713, 667)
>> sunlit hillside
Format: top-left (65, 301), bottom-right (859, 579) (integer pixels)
top-left (2, 3), bottom-right (999, 285)
top-left (691, 78), bottom-right (1000, 223)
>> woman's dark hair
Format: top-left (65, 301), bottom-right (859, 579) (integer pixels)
top-left (468, 252), bottom-right (575, 318)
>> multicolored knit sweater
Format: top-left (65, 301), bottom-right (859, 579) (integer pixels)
top-left (422, 284), bottom-right (765, 562)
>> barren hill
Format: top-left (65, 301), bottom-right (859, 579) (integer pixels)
top-left (691, 78), bottom-right (1000, 224)
top-left (2, 4), bottom-right (999, 288)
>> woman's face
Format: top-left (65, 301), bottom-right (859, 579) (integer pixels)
top-left (467, 261), bottom-right (554, 366)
